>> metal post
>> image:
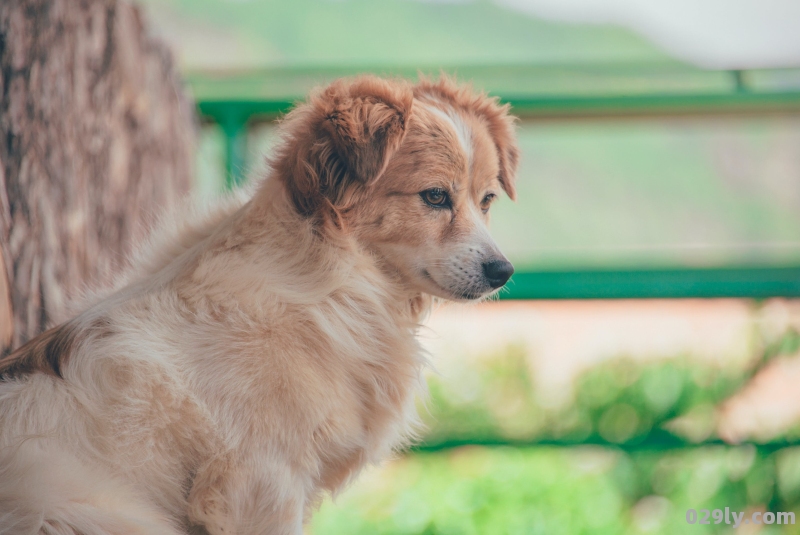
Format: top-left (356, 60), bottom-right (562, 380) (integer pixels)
top-left (221, 114), bottom-right (248, 189)
top-left (732, 69), bottom-right (747, 93)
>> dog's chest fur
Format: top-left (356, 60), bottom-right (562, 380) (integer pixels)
top-left (157, 195), bottom-right (428, 498)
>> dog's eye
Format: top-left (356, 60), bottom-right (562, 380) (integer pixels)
top-left (480, 193), bottom-right (497, 213)
top-left (421, 188), bottom-right (451, 208)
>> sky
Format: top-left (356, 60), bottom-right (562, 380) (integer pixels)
top-left (494, 0), bottom-right (800, 68)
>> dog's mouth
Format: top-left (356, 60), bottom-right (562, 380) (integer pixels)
top-left (420, 269), bottom-right (485, 301)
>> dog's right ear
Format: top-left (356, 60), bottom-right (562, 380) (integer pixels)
top-left (273, 76), bottom-right (413, 219)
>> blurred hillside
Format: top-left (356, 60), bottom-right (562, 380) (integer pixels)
top-left (139, 0), bottom-right (671, 70)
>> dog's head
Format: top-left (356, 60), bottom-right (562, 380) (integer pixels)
top-left (273, 75), bottom-right (519, 300)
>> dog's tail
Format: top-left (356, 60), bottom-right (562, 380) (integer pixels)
top-left (0, 445), bottom-right (183, 535)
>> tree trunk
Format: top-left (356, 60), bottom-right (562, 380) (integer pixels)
top-left (0, 0), bottom-right (194, 355)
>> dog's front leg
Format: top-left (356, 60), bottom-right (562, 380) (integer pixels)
top-left (188, 452), bottom-right (306, 535)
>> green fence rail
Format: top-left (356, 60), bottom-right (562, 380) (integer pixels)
top-left (191, 64), bottom-right (800, 187)
top-left (503, 266), bottom-right (800, 300)
top-left (415, 435), bottom-right (800, 455)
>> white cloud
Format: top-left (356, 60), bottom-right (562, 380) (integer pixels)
top-left (496, 0), bottom-right (800, 67)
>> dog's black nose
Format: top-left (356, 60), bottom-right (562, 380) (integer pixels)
top-left (482, 259), bottom-right (514, 289)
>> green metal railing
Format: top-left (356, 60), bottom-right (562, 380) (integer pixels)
top-left (191, 64), bottom-right (800, 185)
top-left (504, 266), bottom-right (800, 300)
top-left (415, 434), bottom-right (800, 455)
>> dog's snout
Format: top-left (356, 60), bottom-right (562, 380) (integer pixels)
top-left (482, 259), bottom-right (514, 289)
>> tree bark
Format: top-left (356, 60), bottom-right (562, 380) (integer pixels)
top-left (0, 0), bottom-right (194, 355)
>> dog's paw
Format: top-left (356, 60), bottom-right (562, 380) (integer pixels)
top-left (188, 486), bottom-right (234, 535)
top-left (188, 455), bottom-right (236, 535)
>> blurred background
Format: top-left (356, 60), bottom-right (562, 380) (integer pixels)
top-left (4, 0), bottom-right (800, 533)
top-left (141, 1), bottom-right (800, 533)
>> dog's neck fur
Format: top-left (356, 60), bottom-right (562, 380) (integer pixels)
top-left (169, 178), bottom-right (430, 325)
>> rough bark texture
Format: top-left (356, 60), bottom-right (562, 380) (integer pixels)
top-left (0, 0), bottom-right (195, 355)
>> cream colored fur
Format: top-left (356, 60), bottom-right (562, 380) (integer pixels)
top-left (0, 75), bottom-right (518, 535)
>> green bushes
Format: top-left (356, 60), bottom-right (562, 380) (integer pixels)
top-left (312, 446), bottom-right (800, 534)
top-left (311, 328), bottom-right (800, 534)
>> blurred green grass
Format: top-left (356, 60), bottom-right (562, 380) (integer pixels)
top-left (489, 117), bottom-right (800, 270)
top-left (311, 446), bottom-right (800, 535)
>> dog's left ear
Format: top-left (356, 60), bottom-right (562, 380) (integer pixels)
top-left (274, 76), bottom-right (413, 218)
top-left (485, 105), bottom-right (519, 201)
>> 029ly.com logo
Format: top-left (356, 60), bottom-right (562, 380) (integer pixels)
top-left (687, 508), bottom-right (795, 528)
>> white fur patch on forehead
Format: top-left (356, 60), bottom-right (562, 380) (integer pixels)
top-left (420, 101), bottom-right (473, 168)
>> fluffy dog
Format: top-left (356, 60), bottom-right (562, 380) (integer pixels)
top-left (0, 75), bottom-right (518, 535)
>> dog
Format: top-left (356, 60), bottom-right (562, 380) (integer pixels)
top-left (0, 75), bottom-right (518, 535)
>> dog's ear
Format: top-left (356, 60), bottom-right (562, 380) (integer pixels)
top-left (484, 104), bottom-right (519, 201)
top-left (274, 76), bottom-right (413, 218)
